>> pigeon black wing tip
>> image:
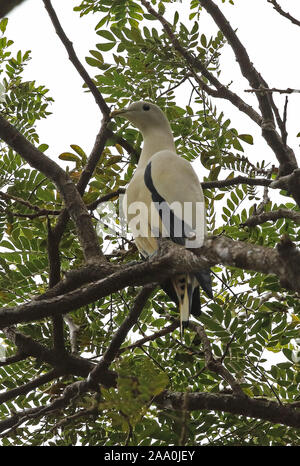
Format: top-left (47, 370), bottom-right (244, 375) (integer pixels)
top-left (195, 269), bottom-right (214, 300)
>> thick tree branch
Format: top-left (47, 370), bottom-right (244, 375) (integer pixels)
top-left (0, 0), bottom-right (25, 17)
top-left (154, 390), bottom-right (300, 428)
top-left (270, 169), bottom-right (300, 208)
top-left (2, 327), bottom-right (96, 378)
top-left (1, 235), bottom-right (300, 328)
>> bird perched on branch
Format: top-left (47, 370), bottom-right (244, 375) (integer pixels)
top-left (110, 101), bottom-right (213, 334)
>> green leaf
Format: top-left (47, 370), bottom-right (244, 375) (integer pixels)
top-left (173, 11), bottom-right (179, 26)
top-left (0, 18), bottom-right (8, 34)
top-left (96, 30), bottom-right (116, 42)
top-left (36, 187), bottom-right (55, 202)
top-left (38, 143), bottom-right (49, 153)
top-left (89, 50), bottom-right (104, 63)
top-left (233, 138), bottom-right (244, 151)
top-left (85, 56), bottom-right (103, 67)
top-left (200, 33), bottom-right (207, 47)
top-left (143, 13), bottom-right (156, 20)
top-left (209, 166), bottom-right (221, 180)
top-left (96, 42), bottom-right (116, 52)
top-left (239, 134), bottom-right (254, 145)
top-left (0, 240), bottom-right (15, 250)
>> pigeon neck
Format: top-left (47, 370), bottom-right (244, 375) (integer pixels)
top-left (137, 126), bottom-right (176, 169)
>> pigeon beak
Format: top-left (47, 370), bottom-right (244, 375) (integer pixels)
top-left (109, 108), bottom-right (128, 118)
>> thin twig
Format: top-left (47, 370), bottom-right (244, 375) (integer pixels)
top-left (267, 0), bottom-right (300, 27)
top-left (282, 96), bottom-right (289, 146)
top-left (194, 324), bottom-right (246, 397)
top-left (42, 0), bottom-right (109, 115)
top-left (241, 208), bottom-right (300, 227)
top-left (245, 87), bottom-right (300, 94)
top-left (202, 176), bottom-right (272, 190)
top-left (118, 322), bottom-right (178, 355)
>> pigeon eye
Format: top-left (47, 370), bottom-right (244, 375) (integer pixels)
top-left (143, 104), bottom-right (150, 111)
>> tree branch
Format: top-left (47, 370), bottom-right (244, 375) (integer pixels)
top-left (154, 390), bottom-right (300, 428)
top-left (2, 326), bottom-right (102, 380)
top-left (242, 208), bottom-right (300, 227)
top-left (194, 324), bottom-right (245, 397)
top-left (118, 321), bottom-right (179, 355)
top-left (245, 87), bottom-right (300, 95)
top-left (0, 0), bottom-right (25, 17)
top-left (0, 350), bottom-right (28, 367)
top-left (47, 218), bottom-right (65, 353)
top-left (0, 405), bottom-right (46, 436)
top-left (140, 0), bottom-right (264, 128)
top-left (267, 0), bottom-right (300, 27)
top-left (202, 176), bottom-right (272, 190)
top-left (42, 0), bottom-right (109, 116)
top-left (0, 287), bottom-right (154, 434)
top-left (198, 0), bottom-right (298, 178)
top-left (86, 284), bottom-right (155, 386)
top-left (42, 0), bottom-right (138, 159)
top-left (0, 369), bottom-right (60, 405)
top-left (1, 235), bottom-right (300, 328)
top-left (270, 168), bottom-right (300, 208)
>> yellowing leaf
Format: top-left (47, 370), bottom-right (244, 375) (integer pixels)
top-left (115, 144), bottom-right (123, 155)
top-left (291, 314), bottom-right (300, 322)
top-left (59, 152), bottom-right (81, 165)
top-left (70, 144), bottom-right (87, 164)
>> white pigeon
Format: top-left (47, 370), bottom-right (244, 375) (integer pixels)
top-left (110, 101), bottom-right (213, 334)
